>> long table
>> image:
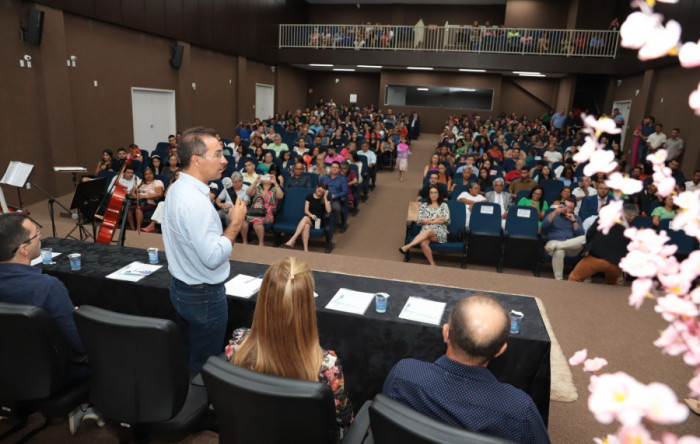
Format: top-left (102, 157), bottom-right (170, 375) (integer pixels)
top-left (40, 238), bottom-right (551, 424)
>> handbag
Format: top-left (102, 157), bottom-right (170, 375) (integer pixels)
top-left (248, 195), bottom-right (266, 217)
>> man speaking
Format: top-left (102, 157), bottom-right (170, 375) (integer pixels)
top-left (162, 126), bottom-right (247, 373)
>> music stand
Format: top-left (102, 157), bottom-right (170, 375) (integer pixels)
top-left (1, 161), bottom-right (41, 226)
top-left (69, 177), bottom-right (105, 241)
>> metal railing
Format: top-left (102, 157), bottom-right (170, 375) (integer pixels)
top-left (279, 24), bottom-right (619, 58)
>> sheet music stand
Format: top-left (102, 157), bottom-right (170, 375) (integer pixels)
top-left (1, 161), bottom-right (41, 226)
top-left (69, 177), bottom-right (106, 241)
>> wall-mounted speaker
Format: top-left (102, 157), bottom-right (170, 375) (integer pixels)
top-left (170, 45), bottom-right (184, 69)
top-left (23, 7), bottom-right (44, 46)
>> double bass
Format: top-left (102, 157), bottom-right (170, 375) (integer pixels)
top-left (95, 157), bottom-right (133, 244)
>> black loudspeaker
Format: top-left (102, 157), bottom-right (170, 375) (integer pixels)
top-left (170, 45), bottom-right (184, 69)
top-left (23, 7), bottom-right (44, 46)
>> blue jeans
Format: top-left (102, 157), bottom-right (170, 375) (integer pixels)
top-left (170, 278), bottom-right (228, 373)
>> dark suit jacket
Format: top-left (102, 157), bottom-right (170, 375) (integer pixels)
top-left (579, 194), bottom-right (611, 222)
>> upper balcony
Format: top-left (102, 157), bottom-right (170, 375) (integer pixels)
top-left (276, 24), bottom-right (627, 75)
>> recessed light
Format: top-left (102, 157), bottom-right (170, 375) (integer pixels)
top-left (459, 68), bottom-right (486, 73)
top-left (309, 63), bottom-right (333, 67)
top-left (407, 67), bottom-right (433, 70)
top-left (518, 73), bottom-right (546, 77)
top-left (417, 88), bottom-right (429, 91)
top-left (357, 65), bottom-right (382, 69)
top-left (333, 68), bottom-right (355, 72)
top-left (513, 71), bottom-right (542, 75)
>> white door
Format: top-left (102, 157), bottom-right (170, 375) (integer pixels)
top-left (131, 88), bottom-right (177, 152)
top-left (255, 84), bottom-right (274, 121)
top-left (612, 100), bottom-right (631, 149)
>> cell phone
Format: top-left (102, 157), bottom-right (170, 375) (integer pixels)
top-left (261, 174), bottom-right (271, 181)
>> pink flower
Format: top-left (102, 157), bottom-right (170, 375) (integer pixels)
top-left (584, 357), bottom-right (609, 373)
top-left (616, 424), bottom-right (654, 443)
top-left (654, 321), bottom-right (689, 357)
top-left (629, 278), bottom-right (654, 309)
top-left (620, 250), bottom-right (662, 278)
top-left (647, 150), bottom-right (668, 166)
top-left (679, 41), bottom-right (700, 68)
top-left (620, 11), bottom-right (663, 49)
top-left (588, 372), bottom-right (647, 425)
top-left (657, 273), bottom-right (692, 296)
top-left (584, 149), bottom-right (618, 176)
top-left (624, 228), bottom-right (675, 256)
top-left (606, 173), bottom-right (644, 195)
top-left (584, 114), bottom-right (621, 136)
top-left (688, 370), bottom-right (700, 397)
top-left (690, 83), bottom-right (700, 116)
top-left (643, 382), bottom-right (689, 424)
top-left (573, 135), bottom-right (603, 164)
top-left (662, 433), bottom-right (700, 444)
top-left (690, 287), bottom-right (700, 304)
top-left (638, 20), bottom-right (682, 61)
top-left (569, 349), bottom-right (588, 366)
top-left (597, 200), bottom-right (625, 234)
top-left (594, 435), bottom-right (620, 444)
top-left (654, 294), bottom-right (699, 322)
top-left (672, 191), bottom-right (700, 241)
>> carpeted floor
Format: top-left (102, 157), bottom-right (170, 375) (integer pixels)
top-left (1, 133), bottom-right (697, 443)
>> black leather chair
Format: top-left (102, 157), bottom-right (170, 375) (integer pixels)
top-left (367, 394), bottom-right (514, 444)
top-left (0, 302), bottom-right (89, 442)
top-left (200, 356), bottom-right (369, 444)
top-left (73, 305), bottom-right (208, 442)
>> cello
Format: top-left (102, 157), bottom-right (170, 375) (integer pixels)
top-left (95, 157), bottom-right (133, 244)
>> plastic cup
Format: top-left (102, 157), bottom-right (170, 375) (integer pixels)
top-left (510, 310), bottom-right (524, 334)
top-left (375, 293), bottom-right (389, 313)
top-left (40, 248), bottom-right (53, 265)
top-left (68, 253), bottom-right (81, 271)
top-left (147, 247), bottom-right (159, 264)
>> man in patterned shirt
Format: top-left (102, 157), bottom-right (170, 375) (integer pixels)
top-left (382, 294), bottom-right (549, 443)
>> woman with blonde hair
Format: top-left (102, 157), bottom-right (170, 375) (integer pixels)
top-left (225, 257), bottom-right (354, 434)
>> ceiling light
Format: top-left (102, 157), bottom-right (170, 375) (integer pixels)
top-left (417, 88), bottom-right (429, 91)
top-left (309, 63), bottom-right (333, 67)
top-left (333, 68), bottom-right (355, 72)
top-left (407, 67), bottom-right (433, 70)
top-left (357, 65), bottom-right (382, 69)
top-left (459, 68), bottom-right (486, 73)
top-left (518, 73), bottom-right (546, 77)
top-left (513, 71), bottom-right (542, 75)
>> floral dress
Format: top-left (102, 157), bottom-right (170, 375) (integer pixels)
top-left (246, 185), bottom-right (278, 224)
top-left (225, 328), bottom-right (354, 434)
top-left (417, 202), bottom-right (450, 243)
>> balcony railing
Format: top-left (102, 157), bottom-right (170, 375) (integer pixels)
top-left (279, 24), bottom-right (620, 58)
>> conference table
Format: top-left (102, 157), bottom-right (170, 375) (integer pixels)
top-left (39, 238), bottom-right (551, 424)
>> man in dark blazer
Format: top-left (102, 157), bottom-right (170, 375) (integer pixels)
top-left (408, 112), bottom-right (421, 139)
top-left (579, 182), bottom-right (612, 230)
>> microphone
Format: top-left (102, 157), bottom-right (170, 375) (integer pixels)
top-left (221, 177), bottom-right (237, 204)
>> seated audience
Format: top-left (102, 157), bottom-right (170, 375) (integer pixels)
top-left (579, 183), bottom-right (612, 231)
top-left (651, 195), bottom-right (676, 227)
top-left (162, 154), bottom-right (181, 181)
top-left (542, 197), bottom-right (585, 280)
top-left (215, 172), bottom-right (250, 228)
top-left (94, 149), bottom-right (114, 176)
top-left (686, 169), bottom-right (700, 192)
top-left (572, 176), bottom-right (596, 214)
top-left (225, 257), bottom-right (354, 435)
top-left (149, 154), bottom-right (163, 176)
top-left (569, 204), bottom-right (638, 284)
top-left (457, 182), bottom-right (486, 226)
top-left (399, 185), bottom-right (450, 266)
top-left (285, 183), bottom-right (331, 251)
top-left (241, 158), bottom-right (259, 184)
top-left (485, 178), bottom-right (512, 228)
top-left (382, 294), bottom-right (549, 443)
top-left (286, 161), bottom-right (313, 189)
top-left (423, 153), bottom-right (442, 178)
top-left (517, 186), bottom-right (549, 227)
top-left (142, 171), bottom-right (180, 232)
top-left (321, 161), bottom-right (348, 233)
top-left (132, 167), bottom-right (164, 233)
top-left (508, 166), bottom-right (536, 198)
top-left (267, 133), bottom-right (289, 157)
top-left (242, 174), bottom-right (284, 246)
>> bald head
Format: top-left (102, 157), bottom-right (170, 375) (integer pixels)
top-left (446, 294), bottom-right (509, 365)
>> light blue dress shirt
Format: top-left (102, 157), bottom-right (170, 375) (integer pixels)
top-left (162, 172), bottom-right (233, 285)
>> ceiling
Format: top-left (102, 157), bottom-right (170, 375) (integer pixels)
top-left (291, 63), bottom-right (565, 78)
top-left (305, 0), bottom-right (506, 4)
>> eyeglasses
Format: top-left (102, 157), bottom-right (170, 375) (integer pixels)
top-left (11, 229), bottom-right (41, 254)
top-left (198, 152), bottom-right (224, 159)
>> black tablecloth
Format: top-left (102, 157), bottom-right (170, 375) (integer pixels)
top-left (40, 238), bottom-right (551, 424)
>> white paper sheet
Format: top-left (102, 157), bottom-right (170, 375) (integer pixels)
top-left (517, 208), bottom-right (531, 218)
top-left (325, 288), bottom-right (375, 315)
top-left (31, 252), bottom-right (62, 266)
top-left (106, 261), bottom-right (162, 282)
top-left (225, 274), bottom-right (263, 299)
top-left (399, 297), bottom-right (446, 325)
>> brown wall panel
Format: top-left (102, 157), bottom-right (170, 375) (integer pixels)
top-left (499, 78), bottom-right (557, 117)
top-left (239, 59), bottom-right (277, 121)
top-left (188, 47), bottom-right (237, 136)
top-left (95, 0), bottom-right (123, 26)
top-left (276, 65), bottom-right (309, 113)
top-left (121, 0), bottom-right (146, 30)
top-left (308, 72), bottom-right (380, 110)
top-left (309, 4), bottom-right (505, 27)
top-left (144, 0), bottom-right (167, 36)
top-left (504, 0), bottom-right (569, 28)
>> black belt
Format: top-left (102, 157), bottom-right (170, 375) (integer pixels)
top-left (173, 277), bottom-right (224, 288)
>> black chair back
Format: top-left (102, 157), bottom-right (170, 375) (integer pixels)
top-left (201, 356), bottom-right (339, 444)
top-left (0, 302), bottom-right (68, 408)
top-left (74, 305), bottom-right (190, 425)
top-left (369, 394), bottom-right (514, 444)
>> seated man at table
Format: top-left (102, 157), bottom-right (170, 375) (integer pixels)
top-left (382, 294), bottom-right (549, 443)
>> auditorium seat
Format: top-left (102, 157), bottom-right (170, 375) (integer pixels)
top-left (658, 219), bottom-right (698, 261)
top-left (73, 306), bottom-right (209, 442)
top-left (272, 187), bottom-right (333, 253)
top-left (501, 206), bottom-right (542, 276)
top-left (466, 202), bottom-right (503, 269)
top-left (200, 356), bottom-right (369, 444)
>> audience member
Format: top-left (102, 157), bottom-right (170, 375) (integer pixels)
top-left (542, 197), bottom-right (585, 280)
top-left (225, 257), bottom-right (354, 436)
top-left (241, 158), bottom-right (259, 184)
top-left (651, 195), bottom-right (676, 227)
top-left (399, 185), bottom-right (450, 266)
top-left (569, 204), bottom-right (638, 284)
top-left (665, 128), bottom-right (684, 162)
top-left (321, 162), bottom-right (348, 233)
top-left (686, 170), bottom-right (700, 192)
top-left (579, 182), bottom-right (612, 231)
top-left (242, 174), bottom-right (284, 246)
top-left (382, 294), bottom-right (549, 443)
top-left (646, 123), bottom-right (666, 154)
top-left (517, 186), bottom-right (548, 227)
top-left (94, 149), bottom-right (114, 176)
top-left (485, 178), bottom-right (512, 228)
top-left (572, 176), bottom-right (596, 214)
top-left (285, 183), bottom-right (331, 251)
top-left (509, 166), bottom-right (536, 198)
top-left (358, 141), bottom-right (378, 191)
top-left (457, 182), bottom-right (486, 226)
top-left (286, 162), bottom-right (313, 189)
top-left (267, 133), bottom-right (289, 157)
